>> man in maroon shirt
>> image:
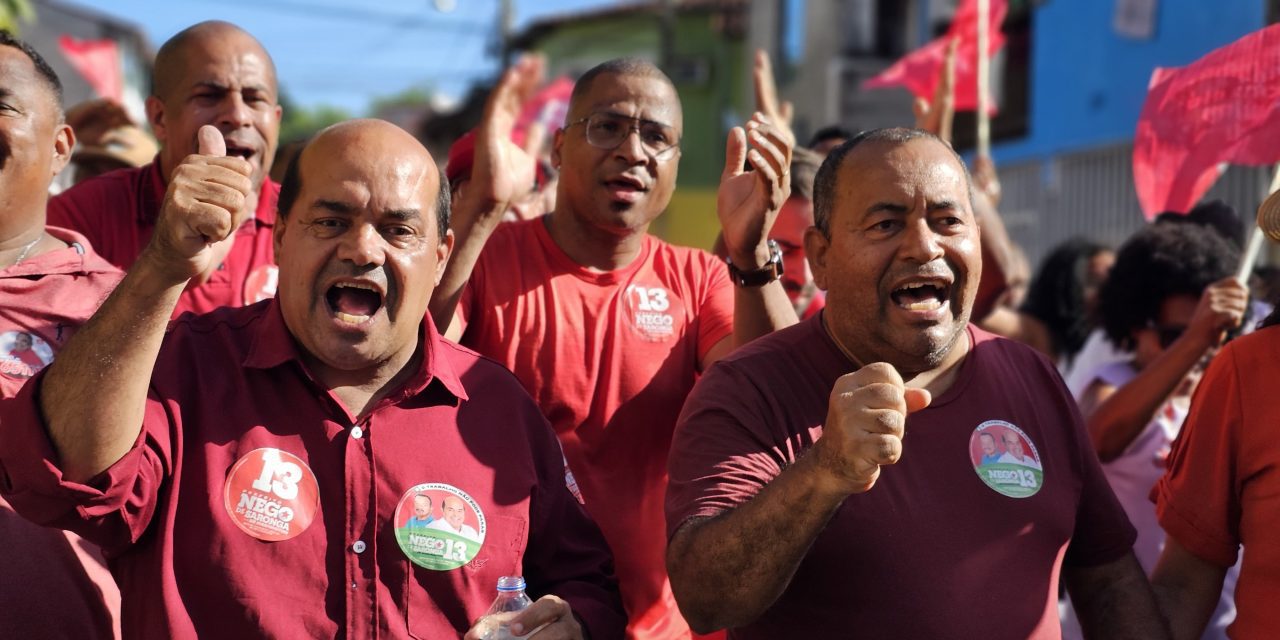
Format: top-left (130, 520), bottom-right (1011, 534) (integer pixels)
top-left (0, 30), bottom-right (123, 639)
top-left (665, 129), bottom-right (1169, 638)
top-left (0, 120), bottom-right (623, 638)
top-left (48, 20), bottom-right (282, 317)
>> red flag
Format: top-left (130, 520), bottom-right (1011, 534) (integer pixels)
top-left (863, 0), bottom-right (1007, 113)
top-left (1133, 24), bottom-right (1280, 218)
top-left (58, 35), bottom-right (123, 102)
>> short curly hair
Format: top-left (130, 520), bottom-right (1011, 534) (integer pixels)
top-left (1098, 222), bottom-right (1239, 350)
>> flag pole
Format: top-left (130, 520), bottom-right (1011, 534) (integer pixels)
top-left (1238, 164), bottom-right (1280, 283)
top-left (976, 0), bottom-right (991, 158)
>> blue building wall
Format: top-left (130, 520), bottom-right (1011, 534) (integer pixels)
top-left (994, 0), bottom-right (1265, 163)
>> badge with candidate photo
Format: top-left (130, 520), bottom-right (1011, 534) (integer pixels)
top-left (969, 420), bottom-right (1045, 499)
top-left (223, 447), bottom-right (321, 542)
top-left (393, 483), bottom-right (488, 571)
top-left (0, 330), bottom-right (54, 380)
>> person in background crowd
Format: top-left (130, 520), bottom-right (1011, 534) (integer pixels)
top-left (665, 128), bottom-right (1169, 639)
top-left (0, 29), bottom-right (123, 640)
top-left (62, 98), bottom-right (157, 186)
top-left (0, 119), bottom-right (624, 638)
top-left (1063, 223), bottom-right (1245, 639)
top-left (431, 52), bottom-right (797, 639)
top-left (981, 238), bottom-right (1115, 370)
top-left (807, 124), bottom-right (851, 156)
top-left (48, 20), bottom-right (283, 317)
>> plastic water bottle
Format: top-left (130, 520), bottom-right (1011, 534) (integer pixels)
top-left (476, 576), bottom-right (533, 640)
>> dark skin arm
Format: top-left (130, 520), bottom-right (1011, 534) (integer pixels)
top-left (1064, 552), bottom-right (1172, 640)
top-left (1150, 537), bottom-right (1228, 640)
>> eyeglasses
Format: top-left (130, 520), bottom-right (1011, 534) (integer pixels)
top-left (566, 113), bottom-right (680, 160)
top-left (1149, 324), bottom-right (1187, 349)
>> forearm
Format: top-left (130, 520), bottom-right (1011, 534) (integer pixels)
top-left (666, 450), bottom-right (845, 633)
top-left (428, 205), bottom-right (501, 333)
top-left (1065, 553), bottom-right (1171, 640)
top-left (41, 255), bottom-right (185, 482)
top-left (1087, 339), bottom-right (1209, 461)
top-left (733, 279), bottom-right (799, 348)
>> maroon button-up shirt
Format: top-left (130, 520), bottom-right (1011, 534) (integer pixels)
top-left (0, 300), bottom-right (625, 638)
top-left (48, 160), bottom-right (280, 318)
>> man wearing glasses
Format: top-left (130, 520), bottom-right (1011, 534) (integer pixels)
top-left (431, 57), bottom-right (797, 639)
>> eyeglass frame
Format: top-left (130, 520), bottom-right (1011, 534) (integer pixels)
top-left (563, 112), bottom-right (682, 161)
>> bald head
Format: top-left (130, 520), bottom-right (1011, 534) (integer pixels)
top-left (279, 119), bottom-right (450, 237)
top-left (567, 57), bottom-right (680, 122)
top-left (153, 21), bottom-right (276, 99)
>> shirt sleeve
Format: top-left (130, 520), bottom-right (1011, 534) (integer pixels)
top-left (0, 372), bottom-right (170, 557)
top-left (46, 190), bottom-right (104, 255)
top-left (520, 400), bottom-right (627, 638)
top-left (665, 362), bottom-right (788, 539)
top-left (695, 257), bottom-right (734, 362)
top-left (1154, 343), bottom-right (1243, 568)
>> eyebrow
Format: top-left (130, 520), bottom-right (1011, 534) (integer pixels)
top-left (864, 202), bottom-right (910, 217)
top-left (189, 81), bottom-right (272, 95)
top-left (595, 110), bottom-right (676, 131)
top-left (384, 209), bottom-right (421, 222)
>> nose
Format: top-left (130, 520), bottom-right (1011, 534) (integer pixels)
top-left (612, 127), bottom-right (648, 164)
top-left (899, 215), bottom-right (944, 264)
top-left (218, 92), bottom-right (253, 130)
top-left (337, 224), bottom-right (385, 267)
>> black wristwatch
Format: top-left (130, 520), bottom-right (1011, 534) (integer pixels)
top-left (726, 240), bottom-right (784, 287)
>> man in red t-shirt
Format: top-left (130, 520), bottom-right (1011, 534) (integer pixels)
top-left (0, 120), bottom-right (622, 638)
top-left (48, 21), bottom-right (282, 317)
top-left (665, 129), bottom-right (1169, 638)
top-left (0, 32), bottom-right (123, 639)
top-left (431, 56), bottom-right (798, 639)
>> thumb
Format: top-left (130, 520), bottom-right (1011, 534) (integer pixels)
top-left (904, 387), bottom-right (932, 413)
top-left (722, 127), bottom-right (747, 181)
top-left (198, 125), bottom-right (226, 157)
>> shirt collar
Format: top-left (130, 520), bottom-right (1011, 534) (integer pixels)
top-left (243, 298), bottom-right (468, 403)
top-left (143, 158), bottom-right (280, 227)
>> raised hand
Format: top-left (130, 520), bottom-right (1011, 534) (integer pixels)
top-left (1185, 276), bottom-right (1249, 349)
top-left (145, 125), bottom-right (253, 286)
top-left (460, 54), bottom-right (544, 231)
top-left (752, 49), bottom-right (796, 149)
top-left (914, 38), bottom-right (957, 144)
top-left (813, 363), bottom-right (932, 495)
top-left (717, 113), bottom-right (793, 267)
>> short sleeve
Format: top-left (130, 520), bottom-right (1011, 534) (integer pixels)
top-left (1154, 343), bottom-right (1242, 568)
top-left (694, 257), bottom-right (733, 362)
top-left (665, 362), bottom-right (786, 539)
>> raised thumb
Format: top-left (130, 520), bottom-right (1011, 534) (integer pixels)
top-left (904, 387), bottom-right (932, 413)
top-left (198, 125), bottom-right (226, 157)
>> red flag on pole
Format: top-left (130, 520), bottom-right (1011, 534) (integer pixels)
top-left (57, 35), bottom-right (123, 102)
top-left (863, 0), bottom-right (1007, 113)
top-left (1133, 24), bottom-right (1280, 218)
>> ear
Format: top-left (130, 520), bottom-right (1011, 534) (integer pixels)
top-left (551, 127), bottom-right (564, 169)
top-left (434, 228), bottom-right (456, 286)
top-left (145, 95), bottom-right (167, 143)
top-left (50, 123), bottom-right (74, 177)
top-left (272, 212), bottom-right (287, 257)
top-left (804, 225), bottom-right (831, 291)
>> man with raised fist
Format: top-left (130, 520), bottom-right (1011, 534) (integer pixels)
top-left (49, 20), bottom-right (282, 316)
top-left (665, 128), bottom-right (1169, 639)
top-left (0, 121), bottom-right (623, 638)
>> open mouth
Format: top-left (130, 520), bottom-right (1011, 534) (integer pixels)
top-left (603, 175), bottom-right (648, 200)
top-left (325, 281), bottom-right (383, 325)
top-left (224, 142), bottom-right (256, 161)
top-left (890, 281), bottom-right (950, 313)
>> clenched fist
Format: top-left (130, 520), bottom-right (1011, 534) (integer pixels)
top-left (813, 362), bottom-right (932, 495)
top-left (144, 125), bottom-right (254, 286)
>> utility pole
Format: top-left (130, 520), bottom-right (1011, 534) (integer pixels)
top-left (499, 0), bottom-right (515, 67)
top-left (659, 0), bottom-right (676, 74)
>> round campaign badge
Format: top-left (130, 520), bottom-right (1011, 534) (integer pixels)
top-left (243, 265), bottom-right (279, 306)
top-left (223, 448), bottom-right (321, 542)
top-left (393, 483), bottom-right (487, 571)
top-left (623, 284), bottom-right (679, 342)
top-left (968, 420), bottom-right (1045, 499)
top-left (0, 330), bottom-right (54, 380)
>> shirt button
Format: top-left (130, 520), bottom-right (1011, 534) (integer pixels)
top-left (352, 540), bottom-right (367, 554)
top-left (351, 426), bottom-right (364, 439)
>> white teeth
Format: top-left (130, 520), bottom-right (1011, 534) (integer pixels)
top-left (335, 282), bottom-right (377, 292)
top-left (336, 312), bottom-right (370, 324)
top-left (902, 299), bottom-right (943, 311)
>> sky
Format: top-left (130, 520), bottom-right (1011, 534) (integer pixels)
top-left (73, 0), bottom-right (620, 115)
